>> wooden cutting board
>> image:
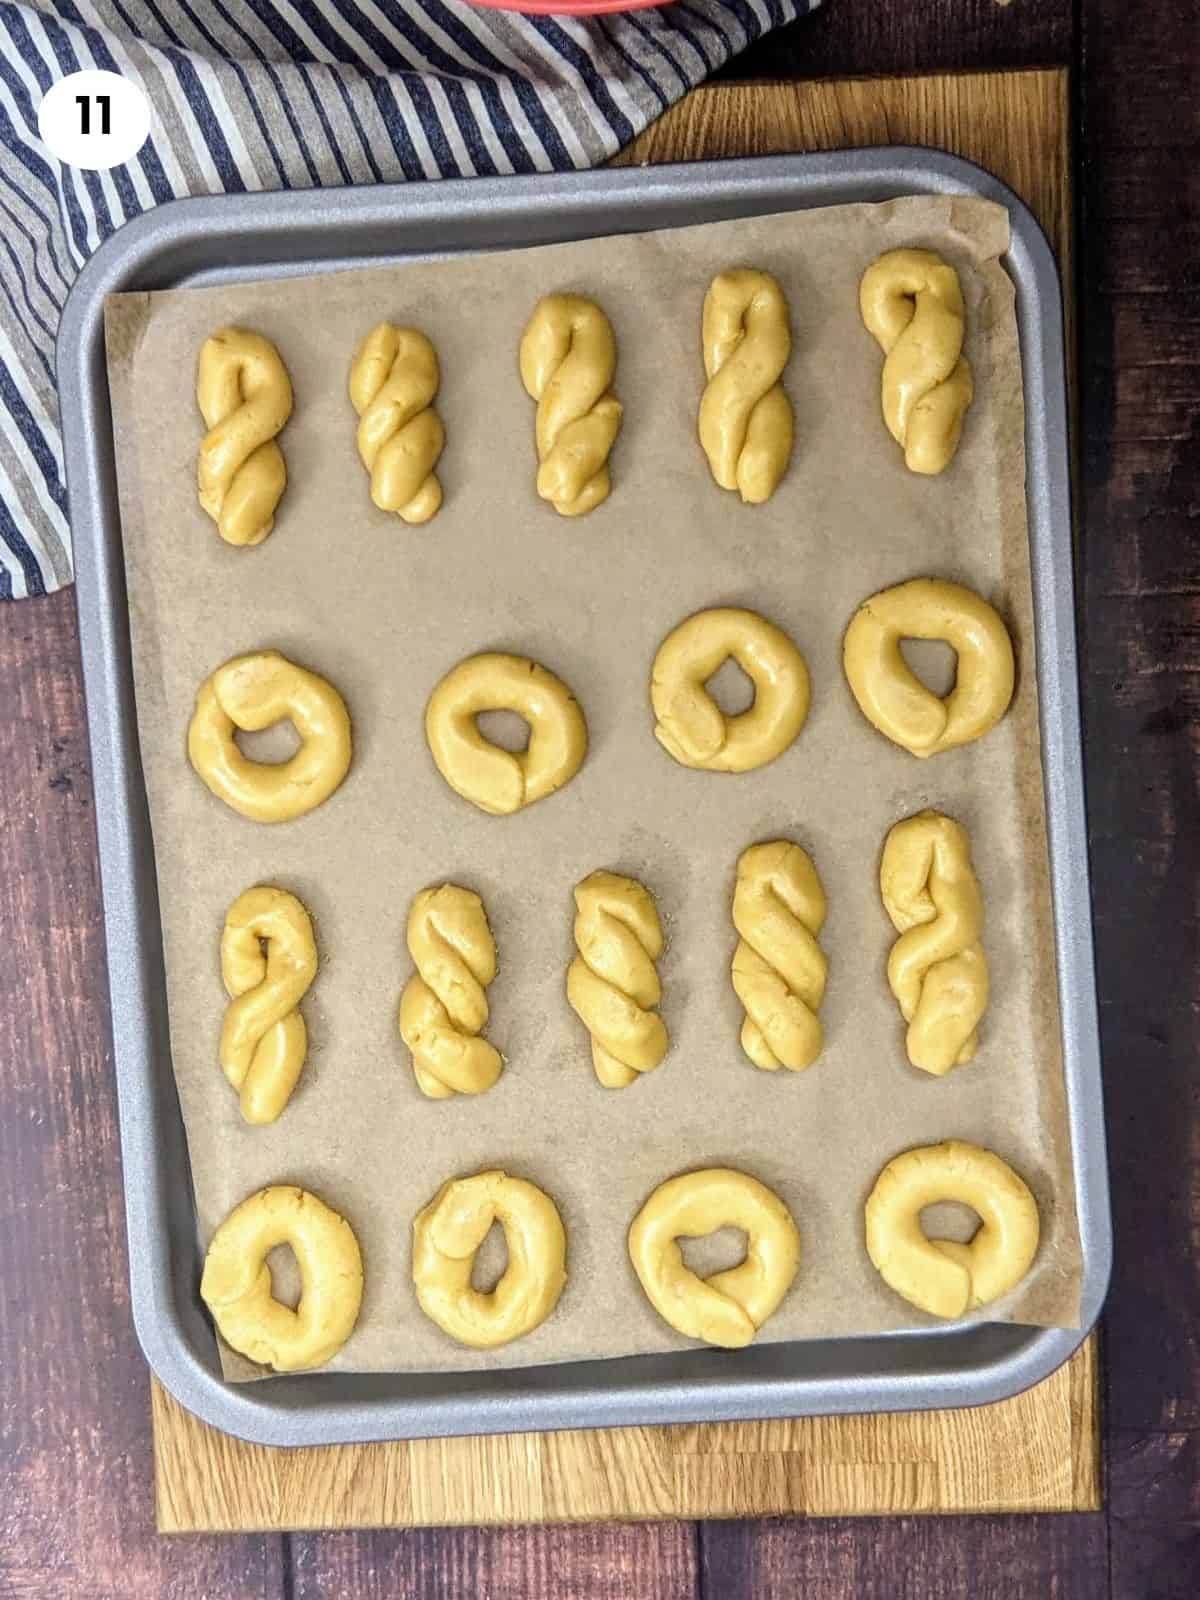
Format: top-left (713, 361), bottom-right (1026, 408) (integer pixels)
top-left (153, 66), bottom-right (1097, 1532)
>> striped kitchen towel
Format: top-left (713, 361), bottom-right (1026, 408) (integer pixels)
top-left (0, 0), bottom-right (818, 599)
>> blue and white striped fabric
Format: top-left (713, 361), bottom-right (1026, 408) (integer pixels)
top-left (0, 0), bottom-right (817, 598)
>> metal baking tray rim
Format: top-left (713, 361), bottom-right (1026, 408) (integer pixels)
top-left (61, 147), bottom-right (1111, 1448)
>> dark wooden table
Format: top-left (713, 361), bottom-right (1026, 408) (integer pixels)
top-left (2, 1), bottom-right (1196, 1595)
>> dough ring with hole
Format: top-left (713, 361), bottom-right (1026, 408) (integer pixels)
top-left (651, 607), bottom-right (810, 773)
top-left (865, 1140), bottom-right (1040, 1319)
top-left (412, 1170), bottom-right (567, 1348)
top-left (200, 1185), bottom-right (363, 1371)
top-left (859, 248), bottom-right (974, 475)
top-left (187, 649), bottom-right (353, 822)
top-left (220, 885), bottom-right (318, 1124)
top-left (628, 1168), bottom-right (800, 1348)
top-left (196, 327), bottom-right (293, 546)
top-left (424, 651), bottom-right (587, 815)
top-left (881, 811), bottom-right (989, 1075)
top-left (842, 578), bottom-right (1014, 757)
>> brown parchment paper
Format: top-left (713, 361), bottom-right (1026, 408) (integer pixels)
top-left (104, 195), bottom-right (1083, 1380)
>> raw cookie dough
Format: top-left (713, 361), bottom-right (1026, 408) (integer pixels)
top-left (732, 840), bottom-right (828, 1072)
top-left (187, 649), bottom-right (352, 822)
top-left (699, 268), bottom-right (794, 503)
top-left (628, 1168), bottom-right (800, 1348)
top-left (651, 607), bottom-right (810, 772)
top-left (220, 885), bottom-right (318, 1124)
top-left (520, 293), bottom-right (622, 517)
top-left (566, 869), bottom-right (667, 1088)
top-left (859, 248), bottom-right (974, 475)
top-left (196, 327), bottom-right (292, 546)
top-left (424, 651), bottom-right (587, 815)
top-left (348, 322), bottom-right (445, 524)
top-left (865, 1140), bottom-right (1040, 1318)
top-left (399, 884), bottom-right (502, 1099)
top-left (881, 811), bottom-right (989, 1075)
top-left (200, 1185), bottom-right (363, 1371)
top-left (842, 578), bottom-right (1014, 757)
top-left (412, 1170), bottom-right (567, 1348)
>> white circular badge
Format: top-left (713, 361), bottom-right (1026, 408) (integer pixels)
top-left (37, 70), bottom-right (151, 171)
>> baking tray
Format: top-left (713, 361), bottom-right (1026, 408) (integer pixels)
top-left (60, 149), bottom-right (1111, 1448)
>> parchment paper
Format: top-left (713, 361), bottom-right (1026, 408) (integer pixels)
top-left (105, 195), bottom-right (1083, 1379)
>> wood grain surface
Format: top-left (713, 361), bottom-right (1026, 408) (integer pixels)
top-left (2, 0), bottom-right (1197, 1592)
top-left (145, 65), bottom-right (1098, 1533)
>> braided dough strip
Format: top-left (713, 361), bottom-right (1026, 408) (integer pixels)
top-left (859, 248), bottom-right (974, 476)
top-left (881, 811), bottom-right (989, 1075)
top-left (520, 294), bottom-right (622, 517)
top-left (567, 870), bottom-right (667, 1088)
top-left (699, 269), bottom-right (794, 504)
top-left (732, 840), bottom-right (828, 1072)
top-left (399, 884), bottom-right (502, 1099)
top-left (220, 885), bottom-right (318, 1124)
top-left (196, 327), bottom-right (292, 546)
top-left (349, 322), bottom-right (445, 524)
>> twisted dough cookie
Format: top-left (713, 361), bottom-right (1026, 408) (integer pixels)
top-left (699, 269), bottom-right (793, 504)
top-left (859, 248), bottom-right (974, 476)
top-left (519, 293), bottom-right (622, 517)
top-left (196, 327), bottom-right (293, 546)
top-left (187, 649), bottom-right (352, 822)
top-left (399, 884), bottom-right (502, 1099)
top-left (881, 811), bottom-right (989, 1075)
top-left (200, 1186), bottom-right (363, 1371)
top-left (566, 870), bottom-right (667, 1088)
top-left (629, 1168), bottom-right (800, 1348)
top-left (651, 607), bottom-right (810, 773)
top-left (865, 1141), bottom-right (1040, 1319)
top-left (220, 886), bottom-right (317, 1124)
top-left (732, 840), bottom-right (828, 1073)
top-left (413, 1170), bottom-right (567, 1348)
top-left (843, 578), bottom-right (1015, 757)
top-left (425, 651), bottom-right (587, 815)
top-left (348, 322), bottom-right (445, 524)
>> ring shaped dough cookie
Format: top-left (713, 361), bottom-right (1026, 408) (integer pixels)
top-left (196, 327), bottom-right (293, 546)
top-left (865, 1141), bottom-right (1040, 1319)
top-left (651, 607), bottom-right (810, 773)
top-left (187, 649), bottom-right (353, 823)
top-left (567, 869), bottom-right (667, 1088)
top-left (859, 248), bottom-right (974, 476)
top-left (412, 1171), bottom-right (567, 1348)
top-left (220, 885), bottom-right (318, 1124)
top-left (628, 1168), bottom-right (800, 1348)
top-left (400, 884), bottom-right (503, 1099)
top-left (200, 1186), bottom-right (364, 1371)
top-left (425, 651), bottom-right (587, 815)
top-left (349, 322), bottom-right (445, 525)
top-left (881, 811), bottom-right (989, 1075)
top-left (519, 293), bottom-right (622, 517)
top-left (732, 840), bottom-right (828, 1072)
top-left (699, 269), bottom-right (794, 504)
top-left (843, 579), bottom-right (1014, 757)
